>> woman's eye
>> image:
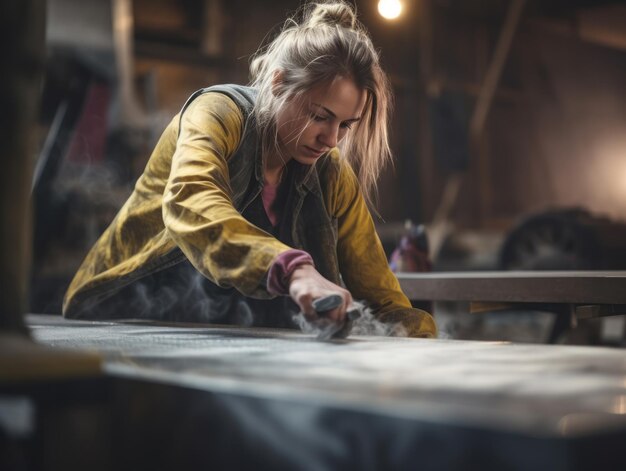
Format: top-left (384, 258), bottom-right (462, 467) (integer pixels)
top-left (340, 122), bottom-right (353, 130)
top-left (311, 114), bottom-right (327, 122)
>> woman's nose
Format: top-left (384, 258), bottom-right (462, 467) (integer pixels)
top-left (318, 124), bottom-right (339, 149)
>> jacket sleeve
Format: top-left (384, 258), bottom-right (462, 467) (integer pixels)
top-left (162, 92), bottom-right (292, 298)
top-left (330, 158), bottom-right (437, 338)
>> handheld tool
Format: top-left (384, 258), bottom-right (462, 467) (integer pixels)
top-left (312, 294), bottom-right (360, 340)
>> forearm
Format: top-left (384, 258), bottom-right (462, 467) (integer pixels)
top-left (164, 205), bottom-right (292, 297)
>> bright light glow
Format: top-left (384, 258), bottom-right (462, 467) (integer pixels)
top-left (589, 134), bottom-right (626, 218)
top-left (378, 0), bottom-right (403, 20)
top-left (612, 395), bottom-right (626, 415)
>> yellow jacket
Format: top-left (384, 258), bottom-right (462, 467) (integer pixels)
top-left (63, 85), bottom-right (436, 338)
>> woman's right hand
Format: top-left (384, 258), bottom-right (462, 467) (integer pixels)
top-left (288, 264), bottom-right (352, 324)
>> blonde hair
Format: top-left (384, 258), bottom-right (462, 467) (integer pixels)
top-left (249, 1), bottom-right (393, 208)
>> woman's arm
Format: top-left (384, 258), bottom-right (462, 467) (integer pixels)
top-left (329, 157), bottom-right (437, 338)
top-left (163, 92), bottom-right (292, 298)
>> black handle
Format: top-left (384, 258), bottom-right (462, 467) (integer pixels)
top-left (312, 294), bottom-right (343, 314)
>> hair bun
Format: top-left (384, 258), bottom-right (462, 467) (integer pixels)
top-left (308, 2), bottom-right (356, 29)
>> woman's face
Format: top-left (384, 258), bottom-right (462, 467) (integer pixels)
top-left (274, 76), bottom-right (366, 165)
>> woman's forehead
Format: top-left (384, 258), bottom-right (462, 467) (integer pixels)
top-left (299, 77), bottom-right (366, 119)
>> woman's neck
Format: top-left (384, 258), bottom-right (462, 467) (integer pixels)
top-left (264, 150), bottom-right (290, 185)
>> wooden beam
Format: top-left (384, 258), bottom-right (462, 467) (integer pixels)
top-left (469, 0), bottom-right (527, 224)
top-left (0, 0), bottom-right (46, 335)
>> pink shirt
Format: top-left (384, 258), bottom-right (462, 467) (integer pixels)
top-left (262, 181), bottom-right (314, 295)
top-left (262, 181), bottom-right (279, 226)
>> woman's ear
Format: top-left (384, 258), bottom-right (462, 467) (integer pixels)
top-left (271, 70), bottom-right (284, 96)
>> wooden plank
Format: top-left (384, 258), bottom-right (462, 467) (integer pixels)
top-left (397, 271), bottom-right (626, 304)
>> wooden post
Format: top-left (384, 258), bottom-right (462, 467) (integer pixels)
top-left (416, 0), bottom-right (436, 222)
top-left (0, 0), bottom-right (46, 334)
top-left (469, 0), bottom-right (527, 224)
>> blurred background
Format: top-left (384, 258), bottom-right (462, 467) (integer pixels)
top-left (31, 0), bottom-right (626, 343)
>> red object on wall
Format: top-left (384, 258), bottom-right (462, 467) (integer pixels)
top-left (66, 81), bottom-right (111, 164)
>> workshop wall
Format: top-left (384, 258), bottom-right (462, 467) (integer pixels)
top-left (400, 1), bottom-right (626, 230)
top-left (489, 24), bottom-right (626, 223)
top-left (32, 0), bottom-right (626, 314)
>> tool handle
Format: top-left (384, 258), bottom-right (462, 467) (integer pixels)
top-left (312, 294), bottom-right (343, 314)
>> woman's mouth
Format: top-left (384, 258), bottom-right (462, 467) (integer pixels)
top-left (303, 146), bottom-right (324, 157)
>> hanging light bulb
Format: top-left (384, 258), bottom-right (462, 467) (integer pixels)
top-left (378, 0), bottom-right (403, 20)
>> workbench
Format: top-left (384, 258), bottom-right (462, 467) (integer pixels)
top-left (7, 313), bottom-right (626, 470)
top-left (397, 270), bottom-right (626, 342)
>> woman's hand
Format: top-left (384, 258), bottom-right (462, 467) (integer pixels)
top-left (288, 264), bottom-right (352, 324)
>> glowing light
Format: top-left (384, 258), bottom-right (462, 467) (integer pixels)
top-left (612, 395), bottom-right (626, 415)
top-left (588, 134), bottom-right (626, 218)
top-left (378, 0), bottom-right (403, 20)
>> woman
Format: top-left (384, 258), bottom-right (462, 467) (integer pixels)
top-left (63, 1), bottom-right (437, 338)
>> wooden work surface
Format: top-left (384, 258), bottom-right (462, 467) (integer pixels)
top-left (26, 314), bottom-right (626, 439)
top-left (11, 314), bottom-right (626, 469)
